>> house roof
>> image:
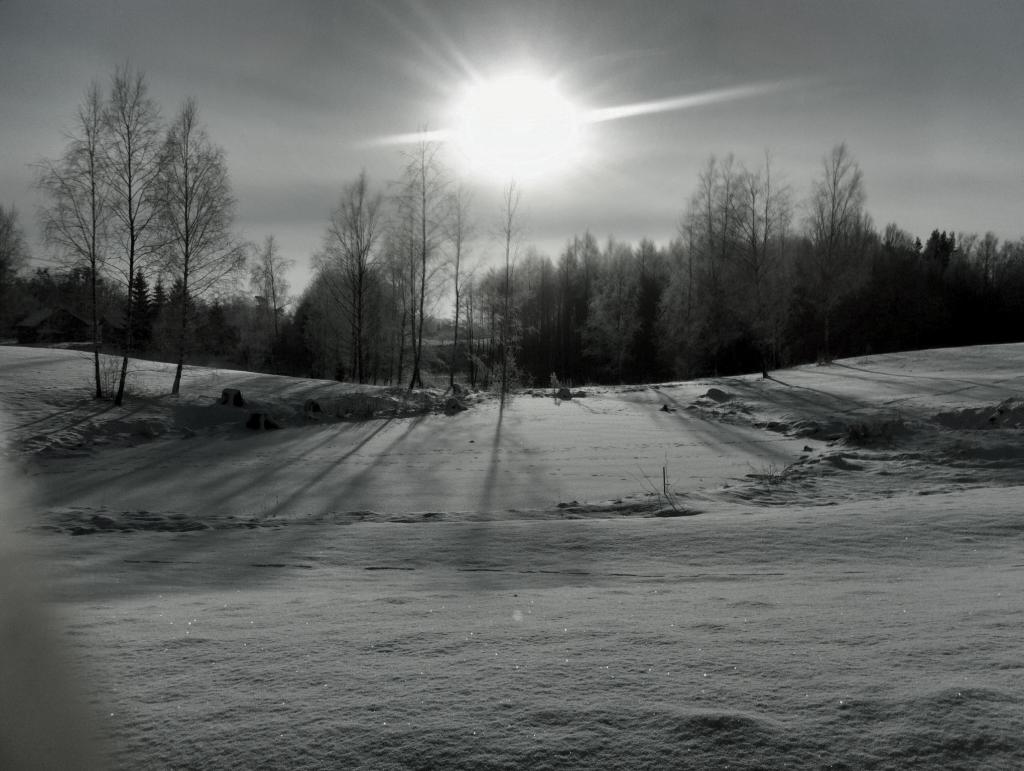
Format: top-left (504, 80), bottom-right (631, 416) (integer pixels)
top-left (16, 307), bottom-right (92, 328)
top-left (16, 308), bottom-right (54, 328)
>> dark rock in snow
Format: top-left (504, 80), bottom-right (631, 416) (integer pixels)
top-left (246, 412), bottom-right (280, 430)
top-left (444, 396), bottom-right (467, 415)
top-left (220, 388), bottom-right (245, 407)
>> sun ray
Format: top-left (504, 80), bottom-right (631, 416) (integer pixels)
top-left (360, 77), bottom-right (810, 181)
top-left (583, 80), bottom-right (799, 124)
top-left (359, 128), bottom-right (452, 148)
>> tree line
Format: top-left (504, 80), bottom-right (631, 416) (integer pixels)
top-left (282, 141), bottom-right (1024, 389)
top-left (3, 66), bottom-right (1024, 399)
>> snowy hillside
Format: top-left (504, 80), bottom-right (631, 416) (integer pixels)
top-left (2, 344), bottom-right (1022, 768)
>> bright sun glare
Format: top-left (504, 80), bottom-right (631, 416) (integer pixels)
top-left (451, 71), bottom-right (583, 181)
top-left (367, 69), bottom-right (797, 187)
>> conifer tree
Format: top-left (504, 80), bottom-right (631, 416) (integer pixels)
top-left (130, 268), bottom-right (151, 351)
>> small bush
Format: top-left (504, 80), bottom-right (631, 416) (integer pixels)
top-left (845, 415), bottom-right (906, 445)
top-left (97, 354), bottom-right (132, 401)
top-left (746, 462), bottom-right (786, 486)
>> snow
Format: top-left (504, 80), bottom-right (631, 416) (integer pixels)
top-left (2, 343), bottom-right (1023, 768)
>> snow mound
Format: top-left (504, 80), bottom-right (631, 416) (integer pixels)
top-left (702, 387), bottom-right (732, 402)
top-left (0, 346), bottom-right (485, 456)
top-left (934, 398), bottom-right (1024, 430)
top-left (787, 418), bottom-right (849, 440)
top-left (36, 507), bottom-right (280, 535)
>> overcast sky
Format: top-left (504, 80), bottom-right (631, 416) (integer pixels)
top-left (2, 0), bottom-right (1023, 293)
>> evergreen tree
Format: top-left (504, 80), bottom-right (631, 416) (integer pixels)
top-left (130, 269), bottom-right (152, 351)
top-left (151, 277), bottom-right (168, 317)
top-left (198, 300), bottom-right (239, 358)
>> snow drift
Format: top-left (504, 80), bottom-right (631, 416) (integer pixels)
top-left (2, 343), bottom-right (1022, 769)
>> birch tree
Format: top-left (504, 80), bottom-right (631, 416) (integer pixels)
top-left (36, 83), bottom-right (110, 397)
top-left (158, 97), bottom-right (245, 394)
top-left (250, 235), bottom-right (292, 363)
top-left (446, 183), bottom-right (472, 388)
top-left (498, 180), bottom-right (522, 402)
top-left (805, 143), bottom-right (870, 361)
top-left (736, 151), bottom-right (792, 376)
top-left (400, 138), bottom-right (449, 390)
top-left (584, 241), bottom-right (639, 382)
top-left (103, 65), bottom-right (165, 405)
top-left (378, 223), bottom-right (411, 384)
top-left (318, 171), bottom-right (383, 383)
top-left (680, 155), bottom-right (744, 373)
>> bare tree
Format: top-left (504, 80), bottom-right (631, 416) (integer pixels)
top-left (159, 97), bottom-right (245, 394)
top-left (584, 240), bottom-right (639, 382)
top-left (318, 171), bottom-right (383, 383)
top-left (680, 154), bottom-right (745, 373)
top-left (401, 138), bottom-right (449, 390)
top-left (976, 231), bottom-right (999, 292)
top-left (36, 83), bottom-right (109, 397)
top-left (0, 204), bottom-right (29, 282)
top-left (689, 155), bottom-right (741, 288)
top-left (103, 65), bottom-right (165, 405)
top-left (805, 142), bottom-right (870, 361)
top-left (250, 235), bottom-right (292, 361)
top-left (445, 183), bottom-right (473, 388)
top-left (882, 223), bottom-right (919, 258)
top-left (378, 222), bottom-right (411, 384)
top-left (0, 204), bottom-right (31, 332)
top-left (0, 205), bottom-right (30, 279)
top-left (736, 151), bottom-right (792, 376)
top-left (498, 180), bottom-right (522, 402)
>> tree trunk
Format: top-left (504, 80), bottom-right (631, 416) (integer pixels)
top-left (449, 289), bottom-right (460, 389)
top-left (114, 251), bottom-right (136, 407)
top-left (356, 269), bottom-right (364, 383)
top-left (410, 241), bottom-right (427, 390)
top-left (171, 302), bottom-right (187, 395)
top-left (115, 353), bottom-right (129, 406)
top-left (172, 357), bottom-right (185, 394)
top-left (465, 288), bottom-right (476, 388)
top-left (91, 261), bottom-right (102, 399)
top-left (824, 310), bottom-right (831, 364)
top-left (407, 235), bottom-right (421, 390)
top-left (396, 307), bottom-right (407, 386)
top-left (449, 244), bottom-right (461, 389)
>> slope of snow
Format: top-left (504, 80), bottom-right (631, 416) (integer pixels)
top-left (2, 347), bottom-right (815, 519)
top-left (2, 343), bottom-right (1023, 769)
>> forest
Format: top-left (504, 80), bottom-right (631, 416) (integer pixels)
top-left (3, 66), bottom-right (1024, 399)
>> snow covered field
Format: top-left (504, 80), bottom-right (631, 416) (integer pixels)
top-left (2, 344), bottom-right (1022, 768)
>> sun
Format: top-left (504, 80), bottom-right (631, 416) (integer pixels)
top-left (451, 70), bottom-right (584, 181)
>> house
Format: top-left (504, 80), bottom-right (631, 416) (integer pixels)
top-left (15, 307), bottom-right (94, 344)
